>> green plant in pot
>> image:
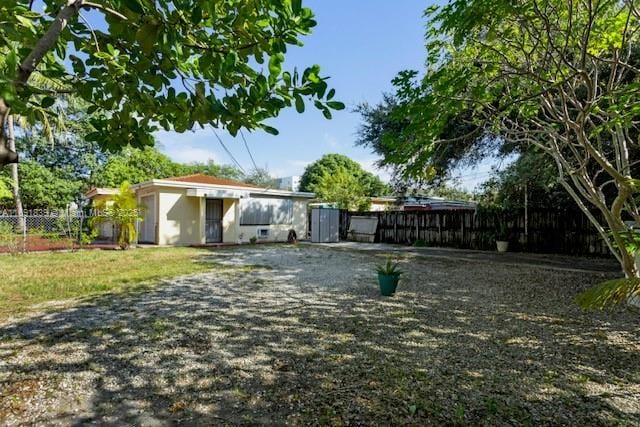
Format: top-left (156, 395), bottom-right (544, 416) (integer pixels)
top-left (249, 236), bottom-right (257, 245)
top-left (376, 258), bottom-right (403, 296)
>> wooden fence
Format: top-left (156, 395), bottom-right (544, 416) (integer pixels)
top-left (338, 209), bottom-right (611, 256)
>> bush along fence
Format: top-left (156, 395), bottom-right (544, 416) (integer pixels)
top-left (338, 209), bottom-right (611, 256)
top-left (0, 210), bottom-right (124, 254)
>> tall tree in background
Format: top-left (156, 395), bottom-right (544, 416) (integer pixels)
top-left (242, 167), bottom-right (276, 188)
top-left (314, 167), bottom-right (371, 211)
top-left (91, 146), bottom-right (243, 187)
top-left (92, 147), bottom-right (185, 187)
top-left (183, 160), bottom-right (242, 181)
top-left (0, 0), bottom-right (344, 167)
top-left (356, 95), bottom-right (500, 189)
top-left (299, 154), bottom-right (389, 196)
top-left (373, 0), bottom-right (640, 298)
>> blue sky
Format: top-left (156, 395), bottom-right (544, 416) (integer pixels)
top-left (64, 0), bottom-right (501, 190)
top-left (157, 0), bottom-right (434, 184)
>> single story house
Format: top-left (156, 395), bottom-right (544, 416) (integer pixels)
top-left (86, 174), bottom-right (315, 245)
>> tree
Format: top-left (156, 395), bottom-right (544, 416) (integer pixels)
top-left (299, 154), bottom-right (389, 196)
top-left (375, 0), bottom-right (640, 299)
top-left (182, 160), bottom-right (243, 181)
top-left (6, 115), bottom-right (24, 231)
top-left (476, 148), bottom-right (574, 210)
top-left (91, 146), bottom-right (243, 187)
top-left (242, 167), bottom-right (276, 188)
top-left (91, 146), bottom-right (185, 187)
top-left (0, 0), bottom-right (344, 167)
top-left (14, 98), bottom-right (106, 182)
top-left (4, 160), bottom-right (82, 209)
top-left (314, 168), bottom-right (371, 211)
top-left (356, 95), bottom-right (501, 188)
top-left (91, 181), bottom-right (141, 249)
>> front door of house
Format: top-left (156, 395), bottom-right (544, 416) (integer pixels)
top-left (205, 199), bottom-right (223, 243)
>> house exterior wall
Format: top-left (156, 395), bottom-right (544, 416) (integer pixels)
top-left (238, 198), bottom-right (308, 242)
top-left (156, 187), bottom-right (202, 245)
top-left (221, 198), bottom-right (239, 243)
top-left (148, 187), bottom-right (309, 245)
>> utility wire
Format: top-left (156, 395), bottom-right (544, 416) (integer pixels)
top-left (210, 126), bottom-right (277, 193)
top-left (240, 129), bottom-right (260, 173)
top-left (211, 127), bottom-right (246, 175)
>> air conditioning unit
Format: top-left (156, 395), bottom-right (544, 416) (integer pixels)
top-left (256, 228), bottom-right (270, 240)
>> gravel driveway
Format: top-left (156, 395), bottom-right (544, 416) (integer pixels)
top-left (1, 245), bottom-right (638, 425)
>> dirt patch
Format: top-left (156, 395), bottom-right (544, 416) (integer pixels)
top-left (0, 245), bottom-right (638, 425)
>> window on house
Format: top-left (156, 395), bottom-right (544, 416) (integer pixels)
top-left (240, 196), bottom-right (293, 225)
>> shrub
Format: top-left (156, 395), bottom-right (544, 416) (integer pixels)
top-left (0, 222), bottom-right (20, 255)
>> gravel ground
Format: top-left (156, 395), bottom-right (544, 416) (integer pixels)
top-left (0, 245), bottom-right (639, 425)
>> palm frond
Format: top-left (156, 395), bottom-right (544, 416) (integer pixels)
top-left (576, 278), bottom-right (640, 310)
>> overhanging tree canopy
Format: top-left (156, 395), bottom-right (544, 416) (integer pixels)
top-left (371, 0), bottom-right (640, 295)
top-left (0, 0), bottom-right (344, 165)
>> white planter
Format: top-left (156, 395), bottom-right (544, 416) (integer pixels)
top-left (496, 241), bottom-right (509, 253)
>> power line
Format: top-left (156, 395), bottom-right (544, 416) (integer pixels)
top-left (240, 129), bottom-right (260, 173)
top-left (210, 127), bottom-right (246, 175)
top-left (210, 127), bottom-right (276, 192)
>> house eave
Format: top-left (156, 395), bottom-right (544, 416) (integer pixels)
top-left (131, 179), bottom-right (315, 198)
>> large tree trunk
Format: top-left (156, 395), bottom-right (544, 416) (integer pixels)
top-left (7, 115), bottom-right (24, 233)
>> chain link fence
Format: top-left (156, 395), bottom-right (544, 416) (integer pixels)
top-left (0, 210), bottom-right (133, 254)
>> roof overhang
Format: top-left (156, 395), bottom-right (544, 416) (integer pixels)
top-left (85, 187), bottom-right (118, 199)
top-left (132, 179), bottom-right (315, 198)
top-left (186, 188), bottom-right (249, 199)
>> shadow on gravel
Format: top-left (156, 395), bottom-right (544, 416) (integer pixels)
top-left (0, 246), bottom-right (638, 425)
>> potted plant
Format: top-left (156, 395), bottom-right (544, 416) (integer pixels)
top-left (495, 219), bottom-right (509, 252)
top-left (249, 236), bottom-right (257, 245)
top-left (376, 258), bottom-right (403, 296)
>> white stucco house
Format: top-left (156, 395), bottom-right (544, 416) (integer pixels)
top-left (86, 174), bottom-right (314, 245)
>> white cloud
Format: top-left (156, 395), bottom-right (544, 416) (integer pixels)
top-left (155, 130), bottom-right (219, 164)
top-left (323, 132), bottom-right (340, 148)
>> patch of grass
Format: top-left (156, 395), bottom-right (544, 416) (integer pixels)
top-left (0, 247), bottom-right (213, 319)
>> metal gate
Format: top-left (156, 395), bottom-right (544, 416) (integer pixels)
top-left (205, 199), bottom-right (223, 243)
top-left (311, 208), bottom-right (339, 243)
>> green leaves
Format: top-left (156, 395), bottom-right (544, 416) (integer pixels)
top-left (295, 95), bottom-right (305, 113)
top-left (136, 22), bottom-right (161, 54)
top-left (122, 0), bottom-right (145, 14)
top-left (292, 0), bottom-right (303, 14)
top-left (262, 125), bottom-right (279, 135)
top-left (0, 0), bottom-right (340, 154)
top-left (40, 97), bottom-right (55, 108)
top-left (268, 53), bottom-right (285, 77)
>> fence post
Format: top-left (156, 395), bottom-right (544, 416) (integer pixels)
top-left (22, 216), bottom-right (27, 253)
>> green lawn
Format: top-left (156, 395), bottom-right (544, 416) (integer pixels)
top-left (0, 247), bottom-right (212, 319)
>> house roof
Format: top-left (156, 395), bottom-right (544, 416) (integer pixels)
top-left (163, 173), bottom-right (259, 189)
top-left (85, 173), bottom-right (315, 199)
top-left (130, 173), bottom-right (315, 198)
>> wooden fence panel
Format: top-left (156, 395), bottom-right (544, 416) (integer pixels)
top-left (338, 208), bottom-right (610, 256)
